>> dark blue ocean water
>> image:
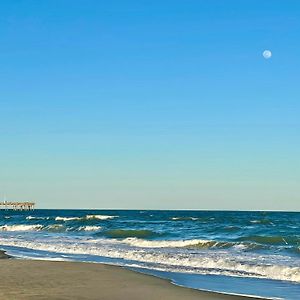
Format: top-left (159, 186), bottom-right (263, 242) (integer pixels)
top-left (0, 210), bottom-right (299, 299)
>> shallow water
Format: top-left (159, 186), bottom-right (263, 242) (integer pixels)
top-left (0, 210), bottom-right (299, 299)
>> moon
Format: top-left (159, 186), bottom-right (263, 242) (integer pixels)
top-left (263, 50), bottom-right (272, 59)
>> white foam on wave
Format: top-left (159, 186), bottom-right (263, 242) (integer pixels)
top-left (79, 226), bottom-right (102, 231)
top-left (1, 236), bottom-right (299, 283)
top-left (86, 215), bottom-right (117, 220)
top-left (54, 215), bottom-right (117, 221)
top-left (55, 216), bottom-right (81, 221)
top-left (26, 216), bottom-right (50, 220)
top-left (171, 217), bottom-right (198, 221)
top-left (45, 224), bottom-right (65, 231)
top-left (123, 238), bottom-right (211, 248)
top-left (0, 225), bottom-right (43, 231)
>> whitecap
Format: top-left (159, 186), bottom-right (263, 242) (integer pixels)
top-left (122, 238), bottom-right (212, 248)
top-left (55, 216), bottom-right (81, 221)
top-left (0, 224), bottom-right (43, 231)
top-left (85, 215), bottom-right (117, 220)
top-left (26, 216), bottom-right (50, 220)
top-left (79, 226), bottom-right (102, 231)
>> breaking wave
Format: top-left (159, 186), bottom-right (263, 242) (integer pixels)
top-left (121, 238), bottom-right (265, 251)
top-left (0, 225), bottom-right (43, 231)
top-left (55, 215), bottom-right (117, 222)
top-left (55, 216), bottom-right (81, 221)
top-left (26, 216), bottom-right (50, 220)
top-left (79, 226), bottom-right (102, 231)
top-left (0, 237), bottom-right (299, 283)
top-left (123, 238), bottom-right (212, 248)
top-left (44, 224), bottom-right (66, 232)
top-left (0, 224), bottom-right (101, 233)
top-left (86, 215), bottom-right (117, 220)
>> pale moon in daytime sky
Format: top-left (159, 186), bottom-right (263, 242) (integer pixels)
top-left (263, 50), bottom-right (272, 59)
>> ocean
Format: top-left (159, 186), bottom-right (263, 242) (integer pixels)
top-left (0, 210), bottom-right (299, 299)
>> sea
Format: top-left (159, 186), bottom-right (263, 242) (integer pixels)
top-left (0, 210), bottom-right (299, 299)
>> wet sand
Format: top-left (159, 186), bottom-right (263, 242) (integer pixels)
top-left (0, 249), bottom-right (11, 259)
top-left (0, 254), bottom-right (261, 300)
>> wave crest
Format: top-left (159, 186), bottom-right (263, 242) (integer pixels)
top-left (55, 215), bottom-right (117, 222)
top-left (55, 216), bottom-right (81, 221)
top-left (0, 225), bottom-right (43, 231)
top-left (26, 216), bottom-right (50, 220)
top-left (79, 226), bottom-right (102, 231)
top-left (170, 217), bottom-right (198, 221)
top-left (86, 215), bottom-right (117, 220)
top-left (123, 238), bottom-right (234, 249)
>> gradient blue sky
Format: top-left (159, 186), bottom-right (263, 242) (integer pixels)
top-left (0, 0), bottom-right (299, 210)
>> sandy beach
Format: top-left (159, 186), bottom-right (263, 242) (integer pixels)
top-left (0, 253), bottom-right (257, 300)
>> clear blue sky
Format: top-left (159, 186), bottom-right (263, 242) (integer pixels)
top-left (0, 0), bottom-right (299, 210)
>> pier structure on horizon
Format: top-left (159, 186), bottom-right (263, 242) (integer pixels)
top-left (0, 201), bottom-right (35, 211)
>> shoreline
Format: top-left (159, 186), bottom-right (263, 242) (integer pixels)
top-left (0, 249), bottom-right (11, 259)
top-left (0, 253), bottom-right (265, 300)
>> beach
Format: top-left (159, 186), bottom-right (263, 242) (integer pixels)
top-left (0, 254), bottom-right (256, 300)
top-left (0, 210), bottom-right (299, 299)
top-left (1, 0), bottom-right (298, 298)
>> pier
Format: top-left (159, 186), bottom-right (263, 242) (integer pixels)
top-left (0, 201), bottom-right (35, 211)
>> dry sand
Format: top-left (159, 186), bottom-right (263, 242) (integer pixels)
top-left (0, 255), bottom-right (260, 300)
